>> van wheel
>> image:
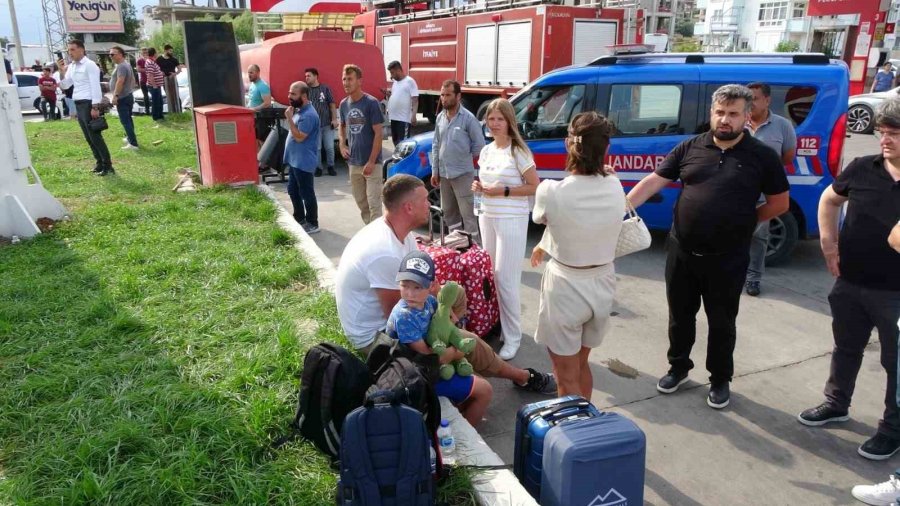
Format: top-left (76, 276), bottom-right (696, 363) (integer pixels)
top-left (847, 104), bottom-right (874, 134)
top-left (425, 179), bottom-right (443, 233)
top-left (765, 212), bottom-right (799, 266)
top-left (33, 97), bottom-right (42, 112)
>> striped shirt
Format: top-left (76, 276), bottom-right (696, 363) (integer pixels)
top-left (478, 142), bottom-right (535, 218)
top-left (144, 58), bottom-right (164, 88)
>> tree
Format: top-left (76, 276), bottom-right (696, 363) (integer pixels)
top-left (145, 23), bottom-right (185, 61)
top-left (86, 0), bottom-right (141, 47)
top-left (775, 40), bottom-right (801, 52)
top-left (0, 36), bottom-right (8, 50)
top-left (672, 39), bottom-right (701, 53)
top-left (675, 19), bottom-right (694, 38)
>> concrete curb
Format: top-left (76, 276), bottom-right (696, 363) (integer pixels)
top-left (259, 184), bottom-right (537, 506)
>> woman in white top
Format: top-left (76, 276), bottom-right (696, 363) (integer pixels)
top-left (530, 112), bottom-right (625, 398)
top-left (472, 99), bottom-right (540, 360)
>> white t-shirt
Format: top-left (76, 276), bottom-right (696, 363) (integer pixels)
top-left (478, 142), bottom-right (535, 218)
top-left (387, 76), bottom-right (419, 123)
top-left (335, 217), bottom-right (418, 348)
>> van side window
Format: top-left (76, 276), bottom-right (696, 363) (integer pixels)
top-left (700, 84), bottom-right (818, 130)
top-left (513, 84), bottom-right (586, 140)
top-left (607, 84), bottom-right (682, 136)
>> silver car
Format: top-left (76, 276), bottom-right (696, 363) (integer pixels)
top-left (847, 86), bottom-right (900, 134)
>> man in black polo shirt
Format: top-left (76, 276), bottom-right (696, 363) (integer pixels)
top-left (797, 97), bottom-right (900, 463)
top-left (627, 84), bottom-right (789, 409)
top-left (157, 44), bottom-right (181, 114)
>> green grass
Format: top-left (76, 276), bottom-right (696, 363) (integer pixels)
top-left (0, 114), bottom-right (476, 505)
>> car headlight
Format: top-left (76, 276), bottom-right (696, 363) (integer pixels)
top-left (393, 140), bottom-right (416, 159)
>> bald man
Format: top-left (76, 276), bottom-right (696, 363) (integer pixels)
top-left (284, 81), bottom-right (321, 234)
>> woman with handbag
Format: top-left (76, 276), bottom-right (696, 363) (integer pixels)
top-left (530, 112), bottom-right (625, 398)
top-left (471, 99), bottom-right (540, 360)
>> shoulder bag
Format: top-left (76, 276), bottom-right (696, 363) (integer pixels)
top-left (615, 195), bottom-right (652, 258)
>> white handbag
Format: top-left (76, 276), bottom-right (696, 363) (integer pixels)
top-left (615, 196), bottom-right (652, 258)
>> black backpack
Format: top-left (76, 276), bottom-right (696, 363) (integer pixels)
top-left (336, 390), bottom-right (435, 506)
top-left (287, 343), bottom-right (372, 459)
top-left (366, 342), bottom-right (442, 436)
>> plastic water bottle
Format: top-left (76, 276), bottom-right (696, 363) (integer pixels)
top-left (437, 418), bottom-right (456, 465)
top-left (473, 171), bottom-right (484, 216)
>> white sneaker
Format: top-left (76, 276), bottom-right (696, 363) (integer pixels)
top-left (498, 342), bottom-right (519, 361)
top-left (122, 136), bottom-right (129, 144)
top-left (121, 144), bottom-right (139, 151)
top-left (852, 475), bottom-right (900, 506)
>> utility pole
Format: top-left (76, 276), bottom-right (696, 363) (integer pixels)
top-left (7, 0), bottom-right (25, 69)
top-left (42, 0), bottom-right (68, 62)
top-left (669, 0), bottom-right (680, 40)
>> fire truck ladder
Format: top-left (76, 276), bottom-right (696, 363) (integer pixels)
top-left (377, 0), bottom-right (602, 24)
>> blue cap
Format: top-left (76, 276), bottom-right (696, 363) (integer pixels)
top-left (397, 251), bottom-right (435, 288)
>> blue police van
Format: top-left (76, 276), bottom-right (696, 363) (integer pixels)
top-left (386, 53), bottom-right (849, 264)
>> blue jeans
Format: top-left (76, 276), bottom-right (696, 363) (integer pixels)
top-left (286, 166), bottom-right (318, 227)
top-left (319, 125), bottom-right (335, 169)
top-left (116, 95), bottom-right (138, 147)
top-left (149, 86), bottom-right (164, 121)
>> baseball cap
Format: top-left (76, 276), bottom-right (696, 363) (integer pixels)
top-left (396, 251), bottom-right (435, 288)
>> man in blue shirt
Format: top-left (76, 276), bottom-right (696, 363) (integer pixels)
top-left (284, 81), bottom-right (321, 234)
top-left (247, 64), bottom-right (272, 145)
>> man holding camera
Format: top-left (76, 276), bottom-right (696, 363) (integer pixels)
top-left (58, 39), bottom-right (114, 176)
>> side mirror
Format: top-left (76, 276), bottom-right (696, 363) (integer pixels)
top-left (482, 121), bottom-right (493, 139)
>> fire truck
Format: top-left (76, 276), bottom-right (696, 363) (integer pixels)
top-left (352, 0), bottom-right (638, 121)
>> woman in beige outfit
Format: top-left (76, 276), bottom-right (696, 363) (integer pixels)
top-left (530, 112), bottom-right (624, 398)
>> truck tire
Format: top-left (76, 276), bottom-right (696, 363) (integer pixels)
top-left (765, 211), bottom-right (799, 267)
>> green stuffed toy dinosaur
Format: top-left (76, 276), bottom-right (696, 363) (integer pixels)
top-left (427, 282), bottom-right (475, 380)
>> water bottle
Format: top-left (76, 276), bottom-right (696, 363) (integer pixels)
top-left (473, 170), bottom-right (484, 216)
top-left (437, 418), bottom-right (456, 465)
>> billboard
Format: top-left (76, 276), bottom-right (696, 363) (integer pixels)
top-left (62, 0), bottom-right (125, 33)
top-left (807, 0), bottom-right (873, 17)
top-left (250, 0), bottom-right (361, 13)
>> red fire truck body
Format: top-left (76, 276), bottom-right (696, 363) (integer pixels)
top-left (353, 2), bottom-right (632, 119)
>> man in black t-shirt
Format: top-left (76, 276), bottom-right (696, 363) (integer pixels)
top-left (627, 84), bottom-right (790, 410)
top-left (157, 44), bottom-right (181, 114)
top-left (797, 97), bottom-right (900, 463)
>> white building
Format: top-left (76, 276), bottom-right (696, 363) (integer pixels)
top-left (694, 0), bottom-right (811, 52)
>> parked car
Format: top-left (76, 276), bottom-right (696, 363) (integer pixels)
top-left (847, 86), bottom-right (899, 134)
top-left (131, 71), bottom-right (192, 114)
top-left (13, 71), bottom-right (43, 113)
top-left (387, 53), bottom-right (849, 265)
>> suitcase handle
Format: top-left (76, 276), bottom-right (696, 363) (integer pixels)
top-left (537, 398), bottom-right (592, 422)
top-left (428, 205), bottom-right (445, 245)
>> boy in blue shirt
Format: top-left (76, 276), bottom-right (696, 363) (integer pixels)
top-left (387, 251), bottom-right (493, 426)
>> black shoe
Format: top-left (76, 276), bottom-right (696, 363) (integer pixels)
top-left (797, 402), bottom-right (849, 426)
top-left (91, 165), bottom-right (104, 173)
top-left (859, 433), bottom-right (900, 461)
top-left (656, 371), bottom-right (689, 393)
top-left (707, 382), bottom-right (730, 409)
top-left (97, 167), bottom-right (116, 177)
top-left (745, 280), bottom-right (761, 296)
top-left (315, 168), bottom-right (323, 177)
top-left (327, 166), bottom-right (337, 176)
top-left (514, 368), bottom-right (558, 395)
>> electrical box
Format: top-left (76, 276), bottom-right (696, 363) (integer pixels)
top-left (193, 104), bottom-right (258, 186)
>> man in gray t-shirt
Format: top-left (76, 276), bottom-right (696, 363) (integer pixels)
top-left (339, 64), bottom-right (385, 224)
top-left (744, 82), bottom-right (797, 296)
top-left (110, 46), bottom-right (139, 149)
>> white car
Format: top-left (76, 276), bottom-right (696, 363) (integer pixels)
top-left (131, 71), bottom-right (192, 114)
top-left (13, 71), bottom-right (44, 113)
top-left (847, 85), bottom-right (900, 134)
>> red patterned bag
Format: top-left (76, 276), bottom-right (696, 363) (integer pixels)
top-left (458, 245), bottom-right (500, 337)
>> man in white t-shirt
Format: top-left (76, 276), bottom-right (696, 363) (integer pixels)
top-left (336, 174), bottom-right (558, 394)
top-left (386, 61), bottom-right (419, 145)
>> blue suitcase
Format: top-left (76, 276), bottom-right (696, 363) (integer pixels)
top-left (540, 411), bottom-right (646, 506)
top-left (513, 396), bottom-right (601, 499)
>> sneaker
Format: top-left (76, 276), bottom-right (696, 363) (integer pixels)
top-left (707, 382), bottom-right (730, 409)
top-left (91, 165), bottom-right (104, 173)
top-left (797, 402), bottom-right (849, 426)
top-left (315, 168), bottom-right (323, 177)
top-left (514, 368), bottom-right (558, 395)
top-left (745, 280), bottom-right (761, 296)
top-left (327, 166), bottom-right (337, 176)
top-left (302, 223), bottom-right (320, 235)
top-left (498, 342), bottom-right (519, 360)
top-left (859, 433), bottom-right (900, 461)
top-left (97, 167), bottom-right (116, 177)
top-left (122, 136), bottom-right (129, 144)
top-left (121, 144), bottom-right (139, 151)
top-left (851, 475), bottom-right (900, 506)
top-left (656, 371), bottom-right (689, 393)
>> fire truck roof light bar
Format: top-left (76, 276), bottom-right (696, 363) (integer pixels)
top-left (587, 53), bottom-right (831, 67)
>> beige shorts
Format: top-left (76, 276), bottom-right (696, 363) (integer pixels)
top-left (535, 260), bottom-right (616, 356)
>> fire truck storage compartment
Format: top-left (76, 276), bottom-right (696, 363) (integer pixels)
top-left (572, 20), bottom-right (618, 66)
top-left (465, 25), bottom-right (496, 85)
top-left (465, 22), bottom-right (531, 87)
top-left (383, 33), bottom-right (402, 79)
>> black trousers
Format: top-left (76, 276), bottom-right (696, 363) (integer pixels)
top-left (286, 166), bottom-right (318, 227)
top-left (140, 83), bottom-right (150, 117)
top-left (74, 100), bottom-right (111, 169)
top-left (390, 120), bottom-right (410, 145)
top-left (824, 278), bottom-right (900, 438)
top-left (665, 238), bottom-right (750, 384)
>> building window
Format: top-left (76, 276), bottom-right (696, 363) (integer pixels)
top-left (792, 1), bottom-right (806, 19)
top-left (758, 1), bottom-right (788, 26)
top-left (711, 9), bottom-right (722, 22)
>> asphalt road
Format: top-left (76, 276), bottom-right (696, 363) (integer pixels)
top-left (272, 129), bottom-right (886, 505)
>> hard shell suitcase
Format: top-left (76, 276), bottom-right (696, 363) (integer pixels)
top-left (540, 412), bottom-right (646, 506)
top-left (513, 396), bottom-right (601, 499)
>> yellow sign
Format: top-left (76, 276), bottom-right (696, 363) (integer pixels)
top-left (62, 1), bottom-right (125, 33)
